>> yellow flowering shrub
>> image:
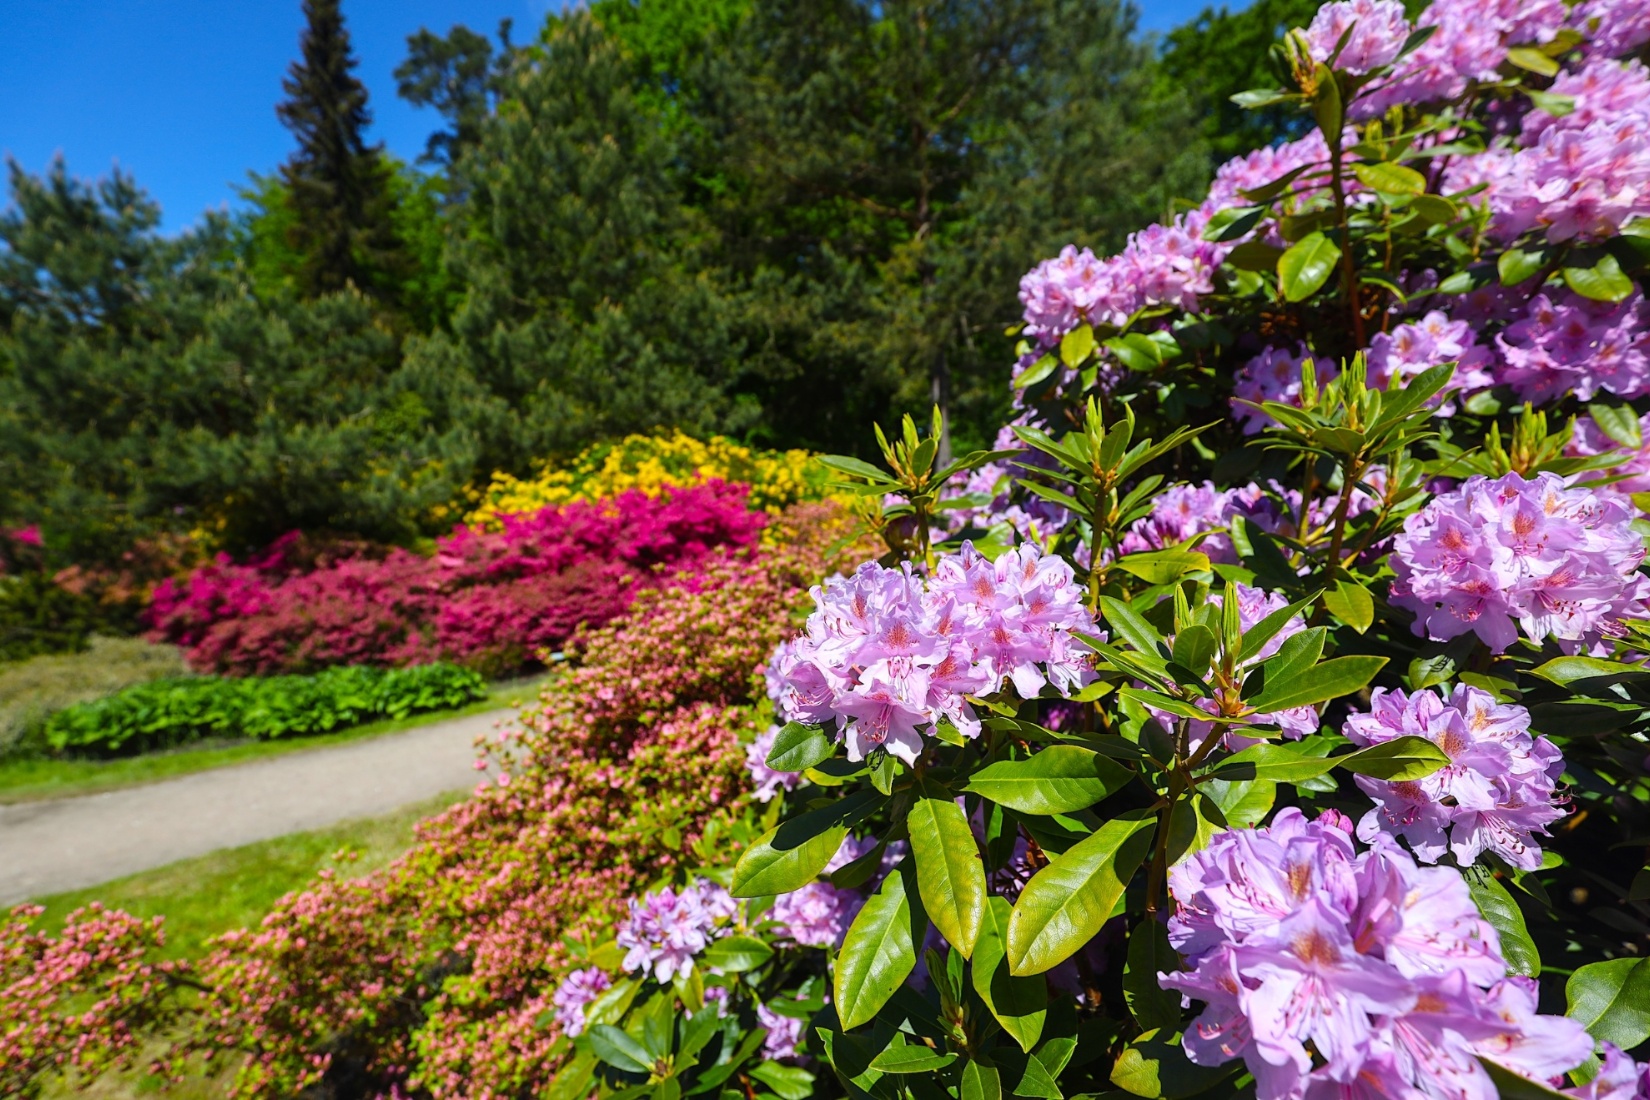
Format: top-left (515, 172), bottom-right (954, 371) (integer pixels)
top-left (465, 431), bottom-right (835, 528)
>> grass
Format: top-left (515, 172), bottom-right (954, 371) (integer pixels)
top-left (30, 789), bottom-right (468, 958)
top-left (32, 791), bottom-right (470, 1100)
top-left (0, 636), bottom-right (187, 755)
top-left (0, 672), bottom-right (552, 804)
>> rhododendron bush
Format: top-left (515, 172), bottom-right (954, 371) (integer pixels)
top-left (145, 481), bottom-right (765, 676)
top-left (729, 1), bottom-right (1650, 1098)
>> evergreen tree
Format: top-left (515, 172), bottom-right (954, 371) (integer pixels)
top-left (394, 21), bottom-right (515, 170)
top-left (276, 0), bottom-right (406, 301)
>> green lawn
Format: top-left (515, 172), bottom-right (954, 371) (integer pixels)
top-left (34, 791), bottom-right (470, 1098)
top-left (0, 673), bottom-right (550, 804)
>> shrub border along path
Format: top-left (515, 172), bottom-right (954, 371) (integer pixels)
top-left (0, 705), bottom-right (513, 905)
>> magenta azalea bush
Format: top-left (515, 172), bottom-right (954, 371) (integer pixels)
top-left (145, 481), bottom-right (765, 676)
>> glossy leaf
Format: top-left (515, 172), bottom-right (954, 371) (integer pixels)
top-left (1278, 231), bottom-right (1342, 302)
top-left (834, 861), bottom-right (920, 1029)
top-left (973, 896), bottom-right (1048, 1052)
top-left (868, 1042), bottom-right (958, 1074)
top-left (1352, 161), bottom-right (1426, 196)
top-left (1323, 580), bottom-right (1374, 633)
top-left (765, 722), bottom-right (835, 772)
top-left (1567, 957), bottom-right (1650, 1051)
top-left (1114, 549), bottom-right (1212, 585)
top-left (732, 790), bottom-right (878, 897)
top-left (701, 935), bottom-right (775, 974)
top-left (1246, 655), bottom-right (1387, 711)
top-left (1467, 872), bottom-right (1539, 978)
top-left (1110, 1029), bottom-right (1236, 1099)
top-left (964, 746), bottom-right (1133, 815)
top-left (1338, 735), bottom-right (1450, 781)
top-left (589, 1024), bottom-right (655, 1075)
top-left (1007, 811), bottom-right (1155, 975)
top-left (908, 794), bottom-right (987, 957)
top-left (1563, 254), bottom-right (1634, 303)
top-left (1124, 918), bottom-right (1182, 1033)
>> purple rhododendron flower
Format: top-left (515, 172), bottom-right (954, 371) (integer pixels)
top-left (1118, 481), bottom-right (1284, 564)
top-left (1232, 346), bottom-right (1332, 434)
top-left (744, 725), bottom-right (801, 803)
top-left (1344, 685), bottom-right (1566, 870)
top-left (616, 879), bottom-right (737, 983)
top-left (1494, 290), bottom-right (1650, 404)
top-left (1364, 310), bottom-right (1496, 402)
top-left (770, 881), bottom-right (861, 948)
top-left (768, 542), bottom-right (1098, 764)
top-left (550, 966), bottom-right (611, 1037)
top-left (1389, 472), bottom-right (1650, 653)
top-left (1163, 809), bottom-right (1593, 1100)
top-left (1304, 0), bottom-right (1412, 74)
top-left (1563, 1043), bottom-right (1650, 1100)
top-left (757, 1003), bottom-right (806, 1062)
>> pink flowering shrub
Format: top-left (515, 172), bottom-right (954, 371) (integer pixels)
top-left (147, 482), bottom-right (766, 676)
top-left (1, 904), bottom-right (189, 1097)
top-left (166, 504), bottom-right (874, 1097)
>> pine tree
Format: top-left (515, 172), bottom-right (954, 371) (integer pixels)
top-left (276, 0), bottom-right (406, 301)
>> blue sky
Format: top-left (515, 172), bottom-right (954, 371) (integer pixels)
top-left (1, 0), bottom-right (1227, 231)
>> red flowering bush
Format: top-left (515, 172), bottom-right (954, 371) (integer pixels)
top-left (146, 482), bottom-right (767, 676)
top-left (173, 503), bottom-right (873, 1097)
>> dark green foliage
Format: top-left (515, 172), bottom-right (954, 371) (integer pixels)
top-left (0, 160), bottom-right (480, 558)
top-left (0, 574), bottom-right (103, 663)
top-left (43, 661), bottom-right (487, 757)
top-left (276, 0), bottom-right (408, 303)
top-left (1158, 0), bottom-right (1323, 166)
top-left (394, 21), bottom-right (516, 169)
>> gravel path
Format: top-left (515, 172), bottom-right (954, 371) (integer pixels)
top-left (0, 709), bottom-right (511, 905)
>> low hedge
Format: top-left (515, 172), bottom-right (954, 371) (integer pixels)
top-left (43, 662), bottom-right (488, 757)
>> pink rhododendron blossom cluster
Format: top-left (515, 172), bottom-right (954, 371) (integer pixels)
top-left (1451, 58), bottom-right (1650, 245)
top-left (744, 724), bottom-right (802, 803)
top-left (1149, 584), bottom-right (1318, 750)
top-left (548, 967), bottom-right (610, 1037)
top-left (1358, 0), bottom-right (1568, 115)
top-left (617, 880), bottom-right (738, 982)
top-left (1572, 0), bottom-right (1650, 58)
top-left (1566, 1043), bottom-right (1650, 1100)
top-left (756, 1003), bottom-right (805, 1062)
top-left (770, 543), bottom-right (1098, 763)
top-left (1117, 481), bottom-right (1282, 563)
top-left (1232, 346), bottom-right (1330, 434)
top-left (1365, 310), bottom-right (1496, 400)
top-left (1303, 0), bottom-right (1411, 74)
top-left (1344, 685), bottom-right (1566, 870)
top-left (770, 881), bottom-right (861, 947)
top-left (1494, 290), bottom-right (1650, 404)
top-left (1163, 809), bottom-right (1593, 1100)
top-left (1390, 472), bottom-right (1650, 652)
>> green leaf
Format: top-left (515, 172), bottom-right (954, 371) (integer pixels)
top-left (545, 1051), bottom-right (597, 1100)
top-left (766, 722), bottom-right (835, 772)
top-left (1011, 1053), bottom-right (1064, 1099)
top-left (701, 935), bottom-right (775, 974)
top-left (1506, 46), bottom-right (1560, 76)
top-left (1339, 735), bottom-right (1449, 781)
top-left (1110, 1029), bottom-right (1236, 1099)
top-left (908, 795), bottom-right (987, 957)
top-left (834, 861), bottom-right (920, 1030)
top-left (1438, 266), bottom-right (1495, 294)
top-left (1246, 654), bottom-right (1387, 712)
top-left (732, 790), bottom-right (879, 897)
top-left (1231, 87), bottom-right (1294, 109)
top-left (1124, 919), bottom-right (1183, 1033)
top-left (962, 1059), bottom-right (1004, 1100)
top-left (1014, 354), bottom-right (1061, 391)
top-left (749, 1062), bottom-right (815, 1100)
top-left (1590, 403), bottom-right (1644, 450)
top-left (868, 1041), bottom-right (958, 1074)
top-left (1165, 790), bottom-right (1225, 866)
top-left (1563, 254), bottom-right (1634, 303)
top-left (964, 746), bottom-right (1133, 815)
top-left (1479, 1059), bottom-right (1573, 1100)
top-left (1060, 324), bottom-right (1097, 369)
top-left (1467, 872), bottom-right (1539, 978)
top-left (1114, 548), bottom-right (1212, 585)
top-left (1007, 811), bottom-right (1156, 975)
top-left (1099, 596), bottom-right (1165, 656)
top-left (1171, 625), bottom-right (1219, 680)
top-left (973, 896), bottom-right (1048, 1052)
top-left (1353, 162), bottom-right (1426, 196)
top-left (1201, 205), bottom-right (1267, 243)
top-left (817, 454), bottom-right (895, 483)
top-left (1322, 580), bottom-right (1375, 634)
top-left (589, 1024), bottom-right (656, 1075)
top-left (1567, 957), bottom-right (1650, 1051)
top-left (1498, 247), bottom-right (1547, 286)
top-left (1210, 740), bottom-right (1338, 783)
top-left (1529, 656), bottom-right (1650, 686)
top-left (1278, 232), bottom-right (1343, 303)
top-left (1200, 776), bottom-right (1276, 829)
